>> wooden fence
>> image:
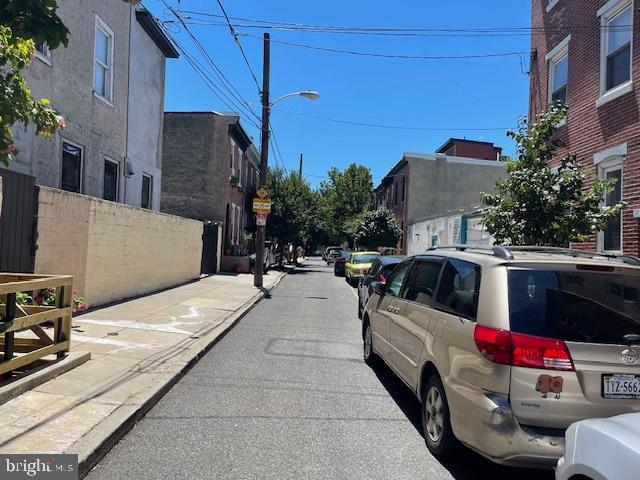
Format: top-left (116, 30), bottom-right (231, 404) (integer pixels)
top-left (0, 273), bottom-right (73, 379)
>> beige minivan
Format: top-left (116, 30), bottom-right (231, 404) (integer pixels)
top-left (361, 246), bottom-right (640, 468)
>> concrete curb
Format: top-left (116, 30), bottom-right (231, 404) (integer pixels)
top-left (77, 271), bottom-right (287, 478)
top-left (0, 352), bottom-right (92, 406)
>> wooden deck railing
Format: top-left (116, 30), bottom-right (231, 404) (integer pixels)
top-left (0, 273), bottom-right (73, 379)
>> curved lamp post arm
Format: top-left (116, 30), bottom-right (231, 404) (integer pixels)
top-left (270, 90), bottom-right (320, 108)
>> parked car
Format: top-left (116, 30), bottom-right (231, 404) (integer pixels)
top-left (326, 247), bottom-right (342, 265)
top-left (357, 255), bottom-right (405, 318)
top-left (323, 246), bottom-right (341, 261)
top-left (345, 251), bottom-right (380, 286)
top-left (361, 245), bottom-right (640, 469)
top-left (334, 251), bottom-right (352, 277)
top-left (556, 412), bottom-right (640, 480)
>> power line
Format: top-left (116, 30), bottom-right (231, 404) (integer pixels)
top-left (272, 108), bottom-right (513, 131)
top-left (172, 11), bottom-right (633, 36)
top-left (212, 0), bottom-right (262, 93)
top-left (269, 123), bottom-right (288, 174)
top-left (159, 1), bottom-right (261, 123)
top-left (238, 32), bottom-right (527, 60)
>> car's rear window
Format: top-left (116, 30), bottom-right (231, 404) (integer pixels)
top-left (353, 254), bottom-right (379, 264)
top-left (508, 267), bottom-right (640, 344)
top-left (379, 264), bottom-right (398, 280)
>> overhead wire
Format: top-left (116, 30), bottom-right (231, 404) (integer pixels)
top-left (160, 0), bottom-right (261, 123)
top-left (212, 0), bottom-right (262, 93)
top-left (271, 108), bottom-right (513, 131)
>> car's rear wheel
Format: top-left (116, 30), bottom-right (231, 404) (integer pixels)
top-left (422, 375), bottom-right (459, 459)
top-left (363, 321), bottom-right (379, 367)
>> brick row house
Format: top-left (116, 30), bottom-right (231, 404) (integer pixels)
top-left (161, 112), bottom-right (259, 255)
top-left (8, 2), bottom-right (178, 210)
top-left (530, 0), bottom-right (640, 254)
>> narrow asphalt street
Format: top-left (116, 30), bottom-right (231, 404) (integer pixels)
top-left (87, 258), bottom-right (553, 480)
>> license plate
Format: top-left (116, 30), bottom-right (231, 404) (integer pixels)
top-left (602, 374), bottom-right (640, 399)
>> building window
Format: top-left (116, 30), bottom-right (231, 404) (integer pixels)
top-left (545, 35), bottom-right (570, 106)
top-left (237, 149), bottom-right (243, 186)
top-left (599, 160), bottom-right (623, 252)
top-left (94, 16), bottom-right (114, 102)
top-left (141, 174), bottom-right (152, 209)
top-left (34, 42), bottom-right (51, 64)
top-left (401, 176), bottom-right (406, 203)
top-left (61, 141), bottom-right (82, 193)
top-left (546, 0), bottom-right (560, 12)
top-left (103, 159), bottom-right (119, 202)
top-left (393, 183), bottom-right (398, 205)
top-left (550, 54), bottom-right (568, 104)
top-left (600, 2), bottom-right (633, 95)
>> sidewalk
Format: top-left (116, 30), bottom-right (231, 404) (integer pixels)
top-left (0, 269), bottom-right (285, 475)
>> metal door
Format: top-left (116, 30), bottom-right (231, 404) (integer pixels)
top-left (201, 221), bottom-right (218, 274)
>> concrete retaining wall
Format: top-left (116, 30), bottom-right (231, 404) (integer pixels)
top-left (35, 187), bottom-right (203, 306)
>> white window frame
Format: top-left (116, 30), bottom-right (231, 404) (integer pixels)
top-left (34, 42), bottom-right (51, 65)
top-left (237, 148), bottom-right (243, 187)
top-left (103, 157), bottom-right (119, 202)
top-left (596, 0), bottom-right (634, 107)
top-left (546, 0), bottom-right (560, 12)
top-left (229, 138), bottom-right (237, 178)
top-left (141, 173), bottom-right (153, 209)
top-left (61, 139), bottom-right (84, 193)
top-left (93, 15), bottom-right (115, 105)
top-left (597, 156), bottom-right (624, 253)
top-left (546, 35), bottom-right (570, 119)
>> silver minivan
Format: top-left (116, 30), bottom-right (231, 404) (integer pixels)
top-left (361, 246), bottom-right (640, 468)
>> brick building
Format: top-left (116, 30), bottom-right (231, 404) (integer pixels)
top-left (161, 112), bottom-right (258, 253)
top-left (530, 0), bottom-right (639, 255)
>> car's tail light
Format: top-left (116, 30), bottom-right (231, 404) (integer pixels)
top-left (474, 325), bottom-right (574, 371)
top-left (379, 273), bottom-right (386, 284)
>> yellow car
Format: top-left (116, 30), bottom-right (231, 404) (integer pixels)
top-left (345, 251), bottom-right (380, 287)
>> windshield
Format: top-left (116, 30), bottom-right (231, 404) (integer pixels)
top-left (353, 254), bottom-right (379, 264)
top-left (508, 267), bottom-right (640, 344)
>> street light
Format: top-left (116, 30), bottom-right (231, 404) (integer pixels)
top-left (271, 90), bottom-right (321, 107)
top-left (254, 34), bottom-right (320, 288)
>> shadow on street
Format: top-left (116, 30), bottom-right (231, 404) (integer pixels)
top-left (371, 361), bottom-right (554, 480)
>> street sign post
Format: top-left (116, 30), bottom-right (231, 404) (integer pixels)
top-left (256, 212), bottom-right (267, 226)
top-left (252, 198), bottom-right (272, 213)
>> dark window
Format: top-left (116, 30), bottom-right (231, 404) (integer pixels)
top-left (435, 259), bottom-right (481, 319)
top-left (404, 260), bottom-right (443, 306)
top-left (385, 261), bottom-right (412, 297)
top-left (605, 6), bottom-right (632, 91)
top-left (103, 160), bottom-right (118, 201)
top-left (508, 268), bottom-right (640, 344)
top-left (394, 183), bottom-right (398, 205)
top-left (367, 260), bottom-right (382, 279)
top-left (604, 168), bottom-right (622, 251)
top-left (353, 254), bottom-right (380, 264)
top-left (401, 176), bottom-right (406, 203)
top-left (35, 42), bottom-right (49, 58)
top-left (61, 142), bottom-right (82, 193)
top-left (141, 174), bottom-right (152, 209)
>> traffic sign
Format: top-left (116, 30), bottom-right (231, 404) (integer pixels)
top-left (256, 212), bottom-right (267, 226)
top-left (256, 187), bottom-right (269, 199)
top-left (253, 198), bottom-right (272, 213)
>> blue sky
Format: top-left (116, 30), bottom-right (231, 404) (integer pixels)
top-left (147, 0), bottom-right (531, 186)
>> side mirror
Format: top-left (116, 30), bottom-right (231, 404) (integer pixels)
top-left (371, 281), bottom-right (386, 296)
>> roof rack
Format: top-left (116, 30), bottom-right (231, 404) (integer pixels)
top-left (428, 245), bottom-right (514, 260)
top-left (428, 245), bottom-right (640, 266)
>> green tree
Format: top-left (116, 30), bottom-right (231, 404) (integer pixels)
top-left (317, 164), bottom-right (375, 244)
top-left (267, 167), bottom-right (317, 255)
top-left (482, 103), bottom-right (626, 246)
top-left (354, 208), bottom-right (402, 250)
top-left (0, 0), bottom-right (70, 165)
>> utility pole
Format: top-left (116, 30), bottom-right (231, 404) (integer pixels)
top-left (299, 153), bottom-right (303, 179)
top-left (254, 33), bottom-right (270, 288)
